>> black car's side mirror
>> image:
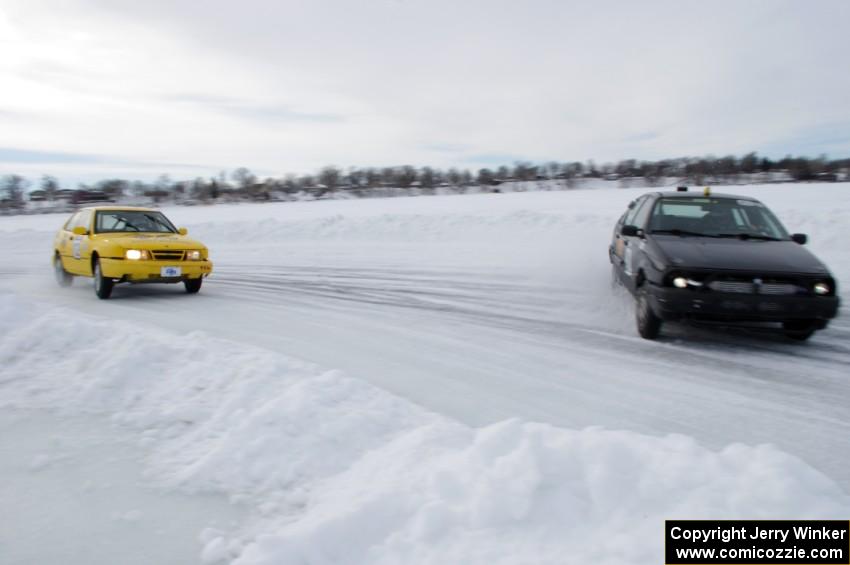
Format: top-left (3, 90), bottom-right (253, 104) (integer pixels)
top-left (621, 224), bottom-right (641, 237)
top-left (791, 233), bottom-right (808, 245)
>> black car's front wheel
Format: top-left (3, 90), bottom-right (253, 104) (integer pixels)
top-left (93, 258), bottom-right (114, 299)
top-left (53, 253), bottom-right (73, 287)
top-left (783, 321), bottom-right (815, 342)
top-left (635, 287), bottom-right (662, 339)
top-left (610, 264), bottom-right (622, 288)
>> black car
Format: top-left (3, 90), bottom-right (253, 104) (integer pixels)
top-left (609, 188), bottom-right (839, 340)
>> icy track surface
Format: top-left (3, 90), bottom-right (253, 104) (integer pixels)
top-left (2, 295), bottom-right (849, 564)
top-left (1, 183), bottom-right (849, 563)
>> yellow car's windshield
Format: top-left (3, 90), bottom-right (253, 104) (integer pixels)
top-left (94, 210), bottom-right (177, 234)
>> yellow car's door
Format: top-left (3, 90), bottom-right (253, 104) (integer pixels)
top-left (56, 212), bottom-right (80, 273)
top-left (61, 209), bottom-right (93, 275)
top-left (70, 209), bottom-right (94, 276)
top-left (77, 209), bottom-right (95, 276)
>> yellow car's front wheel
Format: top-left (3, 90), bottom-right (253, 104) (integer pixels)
top-left (93, 258), bottom-right (114, 300)
top-left (184, 278), bottom-right (202, 294)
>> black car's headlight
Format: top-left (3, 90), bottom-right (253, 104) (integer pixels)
top-left (812, 280), bottom-right (835, 296)
top-left (665, 272), bottom-right (704, 289)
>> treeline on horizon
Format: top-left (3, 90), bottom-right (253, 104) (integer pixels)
top-left (1, 152), bottom-right (848, 209)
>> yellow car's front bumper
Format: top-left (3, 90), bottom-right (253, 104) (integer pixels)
top-left (100, 258), bottom-right (213, 282)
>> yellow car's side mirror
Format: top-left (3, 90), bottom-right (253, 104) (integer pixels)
top-left (72, 226), bottom-right (88, 236)
top-left (178, 227), bottom-right (188, 235)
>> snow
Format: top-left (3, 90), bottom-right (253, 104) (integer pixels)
top-left (1, 294), bottom-right (848, 564)
top-left (0, 411), bottom-right (244, 565)
top-left (1, 182), bottom-right (849, 563)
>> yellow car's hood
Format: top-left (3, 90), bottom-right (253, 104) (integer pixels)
top-left (96, 232), bottom-right (206, 250)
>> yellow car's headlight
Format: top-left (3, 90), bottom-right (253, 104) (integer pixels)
top-left (125, 249), bottom-right (150, 260)
top-left (185, 250), bottom-right (202, 261)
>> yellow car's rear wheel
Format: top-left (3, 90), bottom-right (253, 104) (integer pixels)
top-left (53, 253), bottom-right (73, 287)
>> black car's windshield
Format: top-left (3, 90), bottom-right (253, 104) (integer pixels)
top-left (647, 197), bottom-right (789, 240)
top-left (94, 210), bottom-right (177, 234)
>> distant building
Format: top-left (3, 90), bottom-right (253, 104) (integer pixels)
top-left (73, 189), bottom-right (112, 205)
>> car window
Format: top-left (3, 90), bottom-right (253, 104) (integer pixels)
top-left (94, 210), bottom-right (177, 234)
top-left (632, 196), bottom-right (655, 228)
top-left (655, 203), bottom-right (705, 218)
top-left (648, 197), bottom-right (789, 238)
top-left (623, 196), bottom-right (649, 226)
top-left (75, 210), bottom-right (93, 232)
top-left (64, 212), bottom-right (80, 231)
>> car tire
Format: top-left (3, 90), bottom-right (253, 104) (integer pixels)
top-left (610, 264), bottom-right (622, 288)
top-left (635, 287), bottom-right (662, 339)
top-left (93, 258), bottom-right (114, 299)
top-left (53, 253), bottom-right (73, 287)
top-left (783, 321), bottom-right (815, 342)
top-left (184, 277), bottom-right (202, 294)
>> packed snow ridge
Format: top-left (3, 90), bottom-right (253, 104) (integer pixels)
top-left (1, 293), bottom-right (847, 565)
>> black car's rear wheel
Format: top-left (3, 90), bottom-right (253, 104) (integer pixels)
top-left (53, 253), bottom-right (73, 287)
top-left (184, 277), bottom-right (202, 294)
top-left (93, 258), bottom-right (114, 299)
top-left (636, 287), bottom-right (662, 339)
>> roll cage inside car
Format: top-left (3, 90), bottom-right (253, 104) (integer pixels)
top-left (94, 210), bottom-right (178, 234)
top-left (622, 193), bottom-right (792, 240)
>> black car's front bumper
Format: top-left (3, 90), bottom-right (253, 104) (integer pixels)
top-left (647, 284), bottom-right (840, 326)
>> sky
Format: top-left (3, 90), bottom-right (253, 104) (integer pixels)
top-left (1, 0), bottom-right (849, 186)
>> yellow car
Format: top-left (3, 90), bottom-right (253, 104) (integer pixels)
top-left (53, 206), bottom-right (213, 299)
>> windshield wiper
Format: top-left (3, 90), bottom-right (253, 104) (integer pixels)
top-left (649, 229), bottom-right (715, 237)
top-left (143, 213), bottom-right (176, 233)
top-left (715, 233), bottom-right (781, 241)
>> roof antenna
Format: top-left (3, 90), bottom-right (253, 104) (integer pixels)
top-left (676, 186), bottom-right (688, 192)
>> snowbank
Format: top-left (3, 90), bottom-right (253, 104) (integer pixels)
top-left (1, 293), bottom-right (847, 565)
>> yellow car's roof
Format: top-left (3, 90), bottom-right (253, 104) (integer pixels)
top-left (79, 205), bottom-right (160, 212)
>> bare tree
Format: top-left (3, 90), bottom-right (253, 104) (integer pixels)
top-left (97, 179), bottom-right (128, 200)
top-left (1, 175), bottom-right (28, 210)
top-left (318, 166), bottom-right (342, 192)
top-left (231, 167), bottom-right (256, 192)
top-left (396, 166), bottom-right (417, 189)
top-left (40, 175), bottom-right (60, 200)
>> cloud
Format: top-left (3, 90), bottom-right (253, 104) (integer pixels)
top-left (422, 143), bottom-right (471, 154)
top-left (464, 154), bottom-right (535, 167)
top-left (761, 122), bottom-right (850, 157)
top-left (0, 0), bottom-right (848, 183)
top-left (0, 147), bottom-right (104, 164)
top-left (0, 147), bottom-right (214, 188)
top-left (163, 94), bottom-right (345, 124)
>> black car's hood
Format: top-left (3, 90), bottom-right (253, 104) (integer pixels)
top-left (652, 236), bottom-right (830, 274)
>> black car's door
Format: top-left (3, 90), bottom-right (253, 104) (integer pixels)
top-left (613, 195), bottom-right (651, 282)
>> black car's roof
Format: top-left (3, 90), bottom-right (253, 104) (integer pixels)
top-left (653, 190), bottom-right (759, 201)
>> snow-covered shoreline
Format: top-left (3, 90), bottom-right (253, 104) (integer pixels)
top-left (2, 293), bottom-right (847, 564)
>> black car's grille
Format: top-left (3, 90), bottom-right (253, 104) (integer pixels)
top-left (705, 276), bottom-right (804, 296)
top-left (760, 283), bottom-right (799, 295)
top-left (708, 281), bottom-right (751, 293)
top-left (151, 250), bottom-right (185, 261)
